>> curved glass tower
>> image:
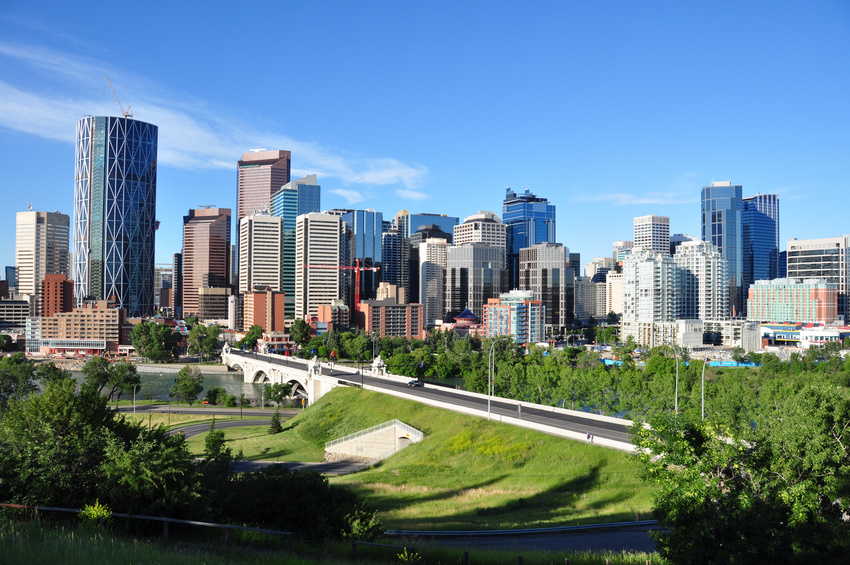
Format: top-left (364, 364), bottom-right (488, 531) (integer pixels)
top-left (74, 116), bottom-right (158, 317)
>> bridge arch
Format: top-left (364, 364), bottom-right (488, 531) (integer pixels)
top-left (250, 370), bottom-right (270, 383)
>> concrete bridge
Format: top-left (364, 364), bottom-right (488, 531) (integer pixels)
top-left (221, 346), bottom-right (635, 451)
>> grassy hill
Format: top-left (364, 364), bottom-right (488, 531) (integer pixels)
top-left (187, 386), bottom-right (655, 531)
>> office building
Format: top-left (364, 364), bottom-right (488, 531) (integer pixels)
top-left (786, 235), bottom-right (850, 322)
top-left (446, 243), bottom-right (505, 320)
top-left (503, 188), bottom-right (556, 288)
top-left (16, 210), bottom-right (70, 316)
top-left (172, 253), bottom-right (183, 319)
top-left (606, 272), bottom-right (624, 316)
top-left (236, 150), bottom-right (291, 224)
top-left (701, 181), bottom-right (743, 316)
top-left (239, 213), bottom-right (284, 294)
top-left (318, 299), bottom-right (350, 333)
top-left (482, 289), bottom-right (545, 346)
top-left (74, 116), bottom-right (157, 317)
top-left (747, 278), bottom-right (837, 324)
top-left (633, 215), bottom-right (670, 254)
top-left (419, 237), bottom-right (449, 327)
top-left (381, 227), bottom-right (402, 290)
top-left (670, 233), bottom-right (698, 256)
top-left (41, 273), bottom-right (74, 318)
top-left (673, 240), bottom-right (729, 321)
top-left (408, 224), bottom-right (453, 308)
top-left (269, 174), bottom-right (321, 318)
top-left (198, 287), bottom-right (232, 321)
top-left (295, 213), bottom-right (341, 320)
top-left (244, 286), bottom-right (286, 332)
top-left (742, 194), bottom-right (780, 312)
top-left (0, 299), bottom-right (30, 332)
top-left (585, 257), bottom-right (614, 282)
top-left (340, 209), bottom-right (384, 303)
top-left (612, 241), bottom-right (634, 267)
top-left (182, 207), bottom-right (231, 316)
top-left (393, 210), bottom-right (459, 304)
top-left (153, 265), bottom-right (172, 309)
top-left (358, 295), bottom-right (425, 340)
top-left (519, 242), bottom-right (574, 331)
top-left (574, 277), bottom-right (607, 322)
top-left (453, 211), bottom-right (507, 250)
top-left (5, 266), bottom-right (16, 292)
top-left (26, 299), bottom-right (126, 355)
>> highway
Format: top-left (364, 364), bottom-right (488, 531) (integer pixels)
top-left (234, 351), bottom-right (633, 445)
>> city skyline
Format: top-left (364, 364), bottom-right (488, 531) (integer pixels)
top-left (1, 2), bottom-right (848, 275)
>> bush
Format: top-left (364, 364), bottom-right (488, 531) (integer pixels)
top-left (79, 499), bottom-right (112, 533)
top-left (224, 394), bottom-right (236, 407)
top-left (268, 410), bottom-right (282, 434)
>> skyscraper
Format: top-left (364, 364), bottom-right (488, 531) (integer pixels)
top-left (621, 248), bottom-right (677, 346)
top-left (519, 242), bottom-right (574, 330)
top-left (74, 116), bottom-right (157, 317)
top-left (340, 209), bottom-right (384, 304)
top-left (673, 240), bottom-right (729, 321)
top-left (419, 237), bottom-right (448, 327)
top-left (16, 210), bottom-right (70, 316)
top-left (239, 213), bottom-right (284, 294)
top-left (295, 213), bottom-right (341, 320)
top-left (786, 235), bottom-right (850, 322)
top-left (742, 193), bottom-right (780, 311)
top-left (269, 174), bottom-right (321, 319)
top-left (701, 181), bottom-right (743, 317)
top-left (236, 150), bottom-right (291, 224)
top-left (633, 215), bottom-right (670, 254)
top-left (393, 211), bottom-right (459, 303)
top-left (172, 253), bottom-right (183, 319)
top-left (502, 187), bottom-right (556, 288)
top-left (446, 243), bottom-right (505, 320)
top-left (182, 207), bottom-right (231, 316)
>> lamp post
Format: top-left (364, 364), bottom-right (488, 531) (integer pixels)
top-left (488, 336), bottom-right (507, 421)
top-left (701, 355), bottom-right (707, 420)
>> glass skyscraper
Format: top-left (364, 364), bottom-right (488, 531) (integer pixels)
top-left (73, 116), bottom-right (157, 317)
top-left (701, 181), bottom-right (742, 317)
top-left (392, 211), bottom-right (459, 304)
top-left (742, 194), bottom-right (779, 313)
top-left (502, 187), bottom-right (556, 289)
top-left (340, 209), bottom-right (384, 304)
top-left (269, 174), bottom-right (321, 319)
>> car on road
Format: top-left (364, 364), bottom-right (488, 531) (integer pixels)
top-left (407, 379), bottom-right (423, 387)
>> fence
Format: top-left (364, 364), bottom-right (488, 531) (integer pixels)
top-left (325, 419), bottom-right (423, 450)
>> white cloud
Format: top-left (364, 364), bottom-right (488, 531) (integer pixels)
top-left (330, 189), bottom-right (366, 204)
top-left (574, 192), bottom-right (698, 206)
top-left (0, 42), bottom-right (428, 189)
top-left (396, 189), bottom-right (429, 201)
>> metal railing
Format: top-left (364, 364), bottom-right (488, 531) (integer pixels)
top-left (325, 419), bottom-right (423, 450)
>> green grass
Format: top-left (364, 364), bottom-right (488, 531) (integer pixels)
top-left (184, 387), bottom-right (655, 531)
top-left (123, 413), bottom-right (264, 431)
top-left (0, 520), bottom-right (662, 564)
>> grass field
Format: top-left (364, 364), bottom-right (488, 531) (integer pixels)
top-left (123, 413), bottom-right (265, 431)
top-left (182, 387), bottom-right (654, 531)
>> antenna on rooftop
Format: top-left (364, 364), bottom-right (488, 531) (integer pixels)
top-left (105, 75), bottom-right (133, 118)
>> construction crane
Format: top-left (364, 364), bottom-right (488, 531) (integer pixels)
top-left (105, 75), bottom-right (133, 118)
top-left (303, 259), bottom-right (380, 307)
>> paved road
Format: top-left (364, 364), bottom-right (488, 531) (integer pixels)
top-left (234, 351), bottom-right (632, 445)
top-left (116, 404), bottom-right (300, 418)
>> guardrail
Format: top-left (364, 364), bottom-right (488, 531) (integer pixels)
top-left (0, 502), bottom-right (292, 548)
top-left (325, 419), bottom-right (423, 450)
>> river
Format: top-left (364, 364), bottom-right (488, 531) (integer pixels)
top-left (68, 370), bottom-right (263, 404)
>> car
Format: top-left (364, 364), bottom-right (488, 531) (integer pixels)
top-left (407, 379), bottom-right (423, 387)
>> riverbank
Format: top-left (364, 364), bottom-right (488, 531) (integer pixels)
top-left (33, 357), bottom-right (235, 374)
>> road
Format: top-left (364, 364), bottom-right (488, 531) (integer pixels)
top-left (235, 351), bottom-right (632, 445)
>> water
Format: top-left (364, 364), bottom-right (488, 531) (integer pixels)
top-left (69, 370), bottom-right (263, 403)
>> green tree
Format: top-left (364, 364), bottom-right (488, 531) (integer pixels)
top-left (35, 361), bottom-right (71, 385)
top-left (268, 382), bottom-right (292, 407)
top-left (204, 386), bottom-right (227, 405)
top-left (183, 316), bottom-right (198, 328)
top-left (268, 409), bottom-right (282, 434)
top-left (0, 353), bottom-right (38, 405)
top-left (0, 334), bottom-right (12, 351)
top-left (730, 346), bottom-right (747, 363)
top-left (131, 322), bottom-right (181, 363)
top-left (290, 319), bottom-right (311, 347)
top-left (106, 360), bottom-right (140, 401)
top-left (170, 366), bottom-right (204, 406)
top-left (187, 324), bottom-right (220, 361)
top-left (81, 355), bottom-right (112, 394)
top-left (235, 325), bottom-right (263, 350)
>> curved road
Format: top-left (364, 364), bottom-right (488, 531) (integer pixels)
top-left (235, 352), bottom-right (632, 445)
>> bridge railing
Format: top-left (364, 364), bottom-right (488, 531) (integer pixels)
top-left (325, 419), bottom-right (423, 450)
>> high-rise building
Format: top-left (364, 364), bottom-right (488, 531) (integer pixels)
top-left (446, 243), bottom-right (505, 320)
top-left (153, 264), bottom-right (172, 309)
top-left (747, 278), bottom-right (837, 324)
top-left (5, 266), bottom-right (16, 291)
top-left (269, 174), bottom-right (321, 319)
top-left (41, 273), bottom-right (74, 318)
top-left (612, 241), bottom-right (634, 267)
top-left (482, 289), bottom-right (545, 346)
top-left (519, 242), bottom-right (574, 331)
top-left (239, 213), bottom-right (284, 295)
top-left (673, 240), bottom-right (729, 321)
top-left (585, 257), bottom-right (614, 282)
top-left (670, 233), bottom-right (698, 256)
top-left (453, 211), bottom-right (507, 251)
top-left (381, 227), bottom-right (402, 290)
top-left (236, 150), bottom-right (291, 224)
top-left (73, 116), bottom-right (157, 317)
top-left (621, 248), bottom-right (677, 347)
top-left (172, 253), bottom-right (183, 319)
top-left (742, 194), bottom-right (780, 312)
top-left (16, 210), bottom-right (70, 316)
top-left (419, 237), bottom-right (448, 327)
top-left (295, 213), bottom-right (341, 320)
top-left (502, 187), bottom-right (556, 288)
top-left (408, 224), bottom-right (453, 309)
top-left (786, 235), bottom-right (850, 322)
top-left (701, 181), bottom-right (743, 316)
top-left (182, 207), bottom-right (231, 316)
top-left (340, 209), bottom-right (384, 304)
top-left (633, 215), bottom-right (670, 254)
top-left (393, 211), bottom-right (459, 304)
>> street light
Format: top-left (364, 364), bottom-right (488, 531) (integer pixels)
top-left (701, 355), bottom-right (707, 420)
top-left (488, 336), bottom-right (508, 421)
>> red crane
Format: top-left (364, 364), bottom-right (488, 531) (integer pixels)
top-left (303, 259), bottom-right (380, 307)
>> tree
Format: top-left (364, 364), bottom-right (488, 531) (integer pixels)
top-left (631, 382), bottom-right (850, 563)
top-left (235, 325), bottom-right (263, 350)
top-left (268, 382), bottom-right (292, 407)
top-left (606, 311), bottom-right (618, 325)
top-left (0, 334), bottom-right (12, 351)
top-left (730, 346), bottom-right (747, 364)
top-left (268, 409), bottom-right (282, 434)
top-left (187, 324), bottom-right (221, 362)
top-left (35, 361), bottom-right (71, 385)
top-left (183, 316), bottom-right (198, 328)
top-left (170, 365), bottom-right (204, 406)
top-left (0, 352), bottom-right (38, 408)
top-left (81, 355), bottom-right (112, 394)
top-left (131, 322), bottom-right (181, 363)
top-left (290, 319), bottom-right (311, 347)
top-left (205, 386), bottom-right (227, 405)
top-left (106, 360), bottom-right (140, 401)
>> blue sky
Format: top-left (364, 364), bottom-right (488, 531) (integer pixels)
top-left (1, 1), bottom-right (848, 276)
